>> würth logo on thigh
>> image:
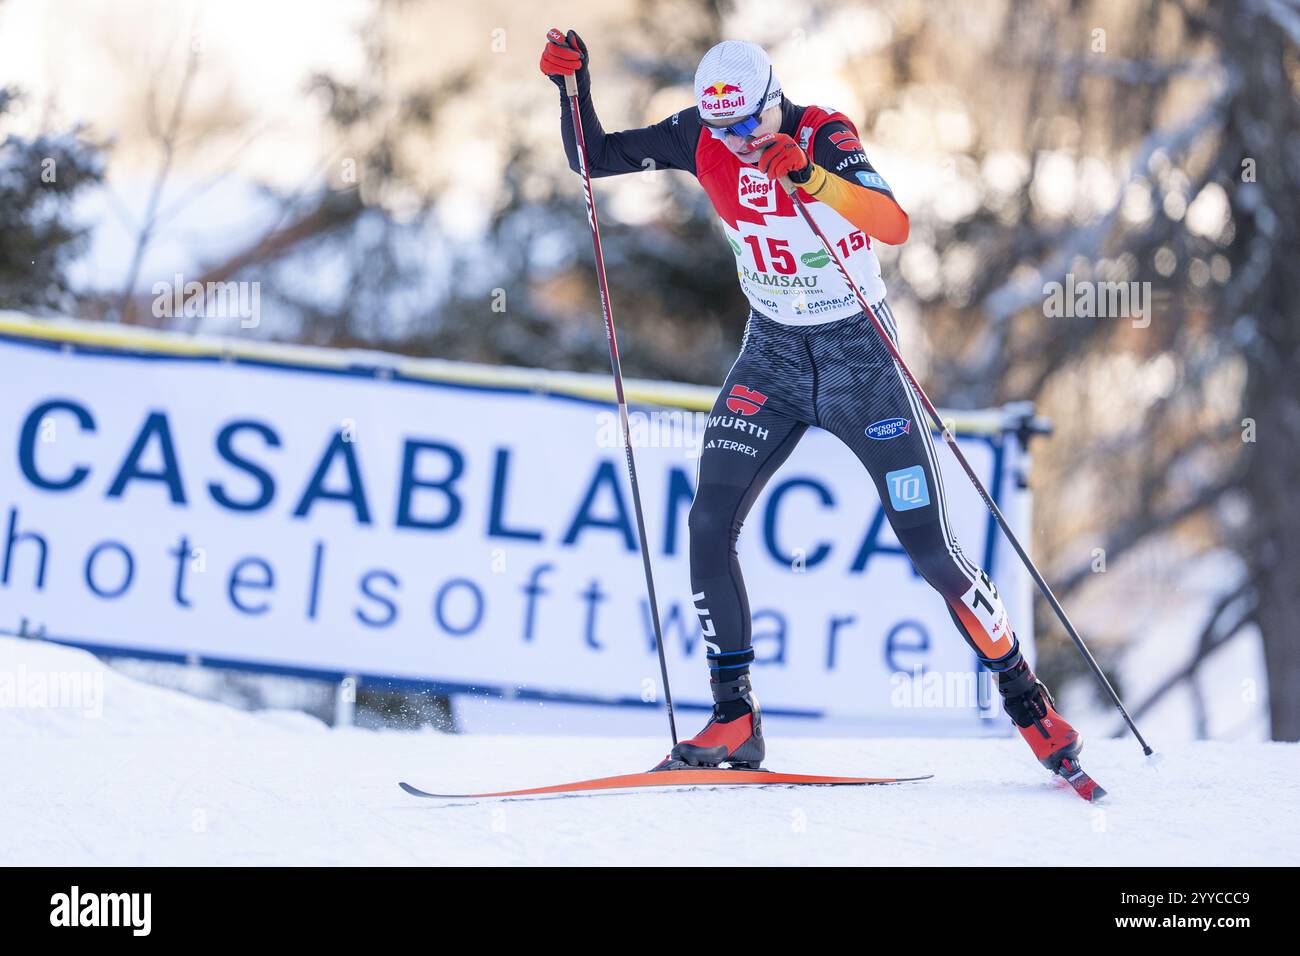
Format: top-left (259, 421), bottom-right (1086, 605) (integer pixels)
top-left (49, 886), bottom-right (151, 936)
top-left (726, 384), bottom-right (768, 416)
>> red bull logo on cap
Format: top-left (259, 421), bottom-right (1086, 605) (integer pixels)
top-left (701, 79), bottom-right (746, 114)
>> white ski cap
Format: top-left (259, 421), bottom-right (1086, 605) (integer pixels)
top-left (694, 40), bottom-right (782, 123)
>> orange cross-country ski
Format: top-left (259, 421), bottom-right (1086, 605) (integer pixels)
top-left (398, 768), bottom-right (932, 800)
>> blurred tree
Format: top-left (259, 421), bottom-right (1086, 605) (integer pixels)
top-left (853, 0), bottom-right (1298, 740)
top-left (0, 88), bottom-right (105, 313)
top-left (183, 0), bottom-right (748, 382)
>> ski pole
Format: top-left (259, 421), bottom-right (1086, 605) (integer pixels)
top-left (553, 30), bottom-right (678, 744)
top-left (777, 176), bottom-right (1154, 757)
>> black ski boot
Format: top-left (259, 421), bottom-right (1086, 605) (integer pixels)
top-left (653, 674), bottom-right (764, 771)
top-left (995, 655), bottom-right (1082, 772)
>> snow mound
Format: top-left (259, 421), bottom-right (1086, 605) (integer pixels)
top-left (0, 637), bottom-right (319, 738)
top-left (2, 637), bottom-right (1297, 866)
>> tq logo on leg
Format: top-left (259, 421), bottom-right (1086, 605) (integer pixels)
top-left (886, 465), bottom-right (930, 512)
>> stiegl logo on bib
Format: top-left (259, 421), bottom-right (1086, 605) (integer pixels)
top-left (737, 168), bottom-right (775, 213)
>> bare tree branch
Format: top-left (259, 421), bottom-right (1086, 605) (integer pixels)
top-left (1116, 579), bottom-right (1258, 733)
top-left (981, 80), bottom-right (1234, 323)
top-left (114, 40), bottom-right (202, 323)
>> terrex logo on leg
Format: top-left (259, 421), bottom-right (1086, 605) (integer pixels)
top-left (726, 384), bottom-right (768, 416)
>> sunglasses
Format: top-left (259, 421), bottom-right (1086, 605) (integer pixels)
top-left (704, 67), bottom-right (773, 141)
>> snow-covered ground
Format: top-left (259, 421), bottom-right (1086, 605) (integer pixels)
top-left (3, 637), bottom-right (1296, 866)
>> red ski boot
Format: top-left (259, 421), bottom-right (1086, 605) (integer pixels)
top-left (996, 657), bottom-right (1081, 772)
top-left (654, 674), bottom-right (764, 771)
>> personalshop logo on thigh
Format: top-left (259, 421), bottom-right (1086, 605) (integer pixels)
top-left (865, 417), bottom-right (910, 440)
top-left (50, 886), bottom-right (151, 936)
top-left (886, 465), bottom-right (930, 512)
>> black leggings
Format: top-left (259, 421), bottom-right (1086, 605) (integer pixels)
top-left (688, 303), bottom-right (1017, 683)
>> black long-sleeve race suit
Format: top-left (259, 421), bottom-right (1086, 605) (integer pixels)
top-left (551, 71), bottom-right (1024, 691)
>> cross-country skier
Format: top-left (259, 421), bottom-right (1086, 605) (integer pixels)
top-left (541, 31), bottom-right (1082, 779)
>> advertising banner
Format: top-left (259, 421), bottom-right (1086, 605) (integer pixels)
top-left (0, 315), bottom-right (1033, 729)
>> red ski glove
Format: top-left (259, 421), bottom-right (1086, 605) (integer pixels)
top-left (751, 132), bottom-right (811, 181)
top-left (540, 28), bottom-right (587, 78)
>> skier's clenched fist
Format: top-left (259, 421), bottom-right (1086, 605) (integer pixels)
top-left (540, 28), bottom-right (587, 78)
top-left (749, 132), bottom-right (812, 182)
